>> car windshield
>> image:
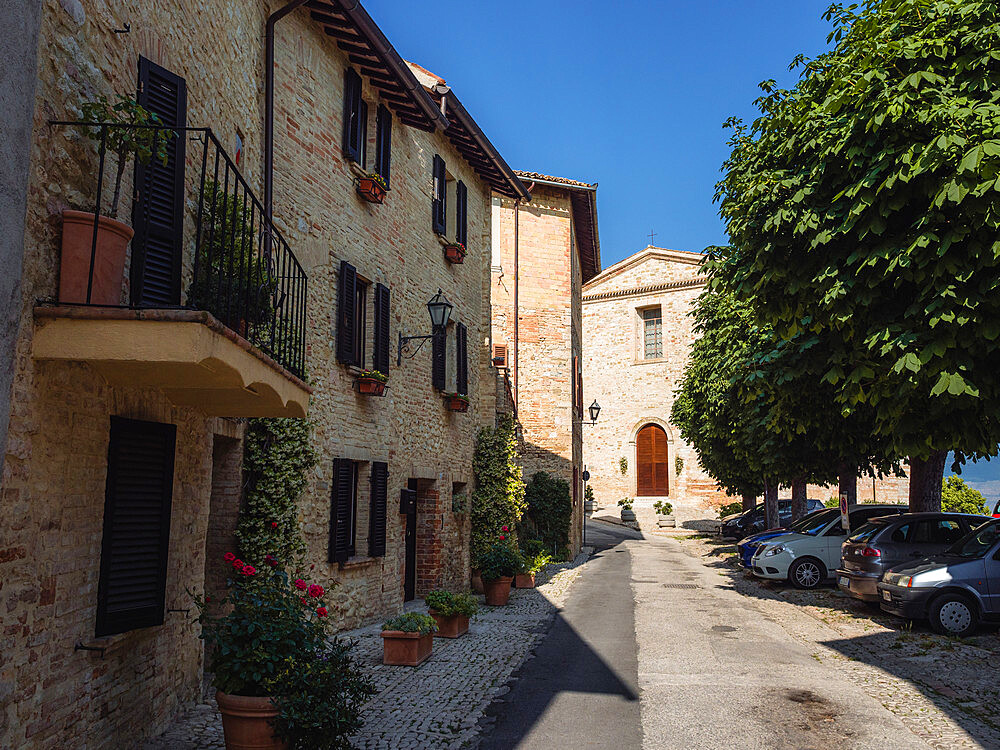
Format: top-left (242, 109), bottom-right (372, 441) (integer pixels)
top-left (945, 521), bottom-right (1000, 558)
top-left (847, 522), bottom-right (882, 544)
top-left (797, 508), bottom-right (838, 536)
top-left (789, 509), bottom-right (828, 532)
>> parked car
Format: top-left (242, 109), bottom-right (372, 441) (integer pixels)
top-left (836, 512), bottom-right (985, 602)
top-left (719, 498), bottom-right (825, 539)
top-left (737, 508), bottom-right (831, 569)
top-left (751, 505), bottom-right (906, 589)
top-left (992, 500), bottom-right (1000, 519)
top-left (878, 518), bottom-right (1000, 636)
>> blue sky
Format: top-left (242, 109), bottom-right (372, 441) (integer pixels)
top-left (369, 0), bottom-right (835, 266)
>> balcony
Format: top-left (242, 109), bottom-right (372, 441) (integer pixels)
top-left (34, 122), bottom-right (310, 418)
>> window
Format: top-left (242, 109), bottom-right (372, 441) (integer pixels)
top-left (342, 68), bottom-right (366, 165)
top-left (642, 307), bottom-right (663, 359)
top-left (492, 343), bottom-right (508, 367)
top-left (353, 278), bottom-right (368, 368)
top-left (96, 417), bottom-right (176, 637)
top-left (432, 154), bottom-right (446, 235)
top-left (335, 261), bottom-right (370, 368)
top-left (374, 104), bottom-right (391, 187)
top-left (456, 321), bottom-right (468, 395)
top-left (329, 459), bottom-right (360, 562)
top-left (491, 196), bottom-right (503, 269)
top-left (571, 355), bottom-right (583, 418)
top-left (455, 180), bottom-right (468, 248)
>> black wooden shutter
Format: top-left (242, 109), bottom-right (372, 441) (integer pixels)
top-left (359, 99), bottom-right (368, 170)
top-left (329, 459), bottom-right (354, 563)
top-left (368, 461), bottom-right (388, 557)
top-left (432, 154), bottom-right (446, 235)
top-left (372, 283), bottom-right (390, 375)
top-left (343, 68), bottom-right (362, 163)
top-left (375, 104), bottom-right (391, 187)
top-left (456, 322), bottom-right (468, 395)
top-left (336, 260), bottom-right (358, 365)
top-left (132, 57), bottom-right (186, 307)
top-left (432, 327), bottom-right (447, 391)
top-left (456, 180), bottom-right (467, 247)
top-left (96, 416), bottom-right (176, 637)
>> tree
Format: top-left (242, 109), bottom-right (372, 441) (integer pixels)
top-left (941, 475), bottom-right (988, 515)
top-left (712, 0), bottom-right (1000, 511)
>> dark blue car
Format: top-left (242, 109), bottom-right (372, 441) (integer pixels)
top-left (737, 508), bottom-right (831, 568)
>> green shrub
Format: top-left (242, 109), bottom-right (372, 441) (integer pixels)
top-left (618, 497), bottom-right (633, 511)
top-left (478, 539), bottom-right (524, 581)
top-left (653, 500), bottom-right (673, 516)
top-left (525, 552), bottom-right (552, 574)
top-left (470, 415), bottom-right (526, 565)
top-left (718, 501), bottom-right (743, 519)
top-left (424, 590), bottom-right (478, 618)
top-left (941, 475), bottom-right (988, 515)
top-left (521, 539), bottom-right (547, 558)
top-left (382, 612), bottom-right (437, 634)
top-left (825, 496), bottom-right (840, 508)
top-left (523, 471), bottom-right (572, 558)
top-left (584, 485), bottom-right (595, 504)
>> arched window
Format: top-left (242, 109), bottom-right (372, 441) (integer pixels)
top-left (636, 424), bottom-right (669, 496)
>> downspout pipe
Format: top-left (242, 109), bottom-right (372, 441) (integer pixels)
top-left (513, 198), bottom-right (519, 405)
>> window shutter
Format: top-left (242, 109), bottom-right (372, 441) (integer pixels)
top-left (571, 355), bottom-right (578, 416)
top-left (456, 180), bottom-right (467, 248)
top-left (432, 327), bottom-right (447, 391)
top-left (343, 68), bottom-right (362, 163)
top-left (372, 283), bottom-right (390, 375)
top-left (432, 154), bottom-right (446, 235)
top-left (359, 99), bottom-right (368, 170)
top-left (132, 57), bottom-right (186, 307)
top-left (368, 461), bottom-right (388, 557)
top-left (96, 417), bottom-right (176, 637)
top-left (329, 459), bottom-right (354, 563)
top-left (456, 322), bottom-right (468, 395)
top-left (336, 260), bottom-right (358, 365)
top-left (492, 344), bottom-right (507, 367)
top-left (375, 104), bottom-right (391, 187)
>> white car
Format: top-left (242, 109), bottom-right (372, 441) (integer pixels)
top-left (751, 505), bottom-right (906, 589)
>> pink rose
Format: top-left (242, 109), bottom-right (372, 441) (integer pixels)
top-left (294, 578), bottom-right (307, 591)
top-left (243, 565), bottom-right (257, 576)
top-left (224, 552), bottom-right (235, 562)
top-left (316, 607), bottom-right (328, 617)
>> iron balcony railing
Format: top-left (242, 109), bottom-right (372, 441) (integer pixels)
top-left (50, 121), bottom-right (308, 379)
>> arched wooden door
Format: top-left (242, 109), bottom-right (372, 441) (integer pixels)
top-left (636, 424), bottom-right (669, 496)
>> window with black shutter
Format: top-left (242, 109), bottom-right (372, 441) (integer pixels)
top-left (456, 180), bottom-right (468, 248)
top-left (329, 459), bottom-right (358, 563)
top-left (456, 322), bottom-right (468, 396)
top-left (432, 154), bottom-right (446, 235)
top-left (342, 68), bottom-right (365, 164)
top-left (372, 283), bottom-right (390, 375)
top-left (132, 57), bottom-right (186, 307)
top-left (368, 462), bottom-right (388, 557)
top-left (432, 326), bottom-right (447, 391)
top-left (336, 261), bottom-right (358, 366)
top-left (96, 417), bottom-right (176, 637)
top-left (375, 105), bottom-right (391, 187)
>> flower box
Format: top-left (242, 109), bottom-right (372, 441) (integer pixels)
top-left (381, 630), bottom-right (433, 666)
top-left (356, 376), bottom-right (387, 396)
top-left (429, 611), bottom-right (469, 639)
top-left (483, 576), bottom-right (513, 606)
top-left (356, 176), bottom-right (387, 204)
top-left (443, 243), bottom-right (466, 264)
top-left (444, 393), bottom-right (469, 412)
top-left (514, 573), bottom-right (535, 589)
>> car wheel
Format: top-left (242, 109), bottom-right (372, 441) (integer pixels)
top-left (929, 594), bottom-right (979, 637)
top-left (789, 557), bottom-right (825, 589)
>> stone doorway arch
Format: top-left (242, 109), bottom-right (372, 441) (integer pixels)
top-left (635, 423), bottom-right (669, 496)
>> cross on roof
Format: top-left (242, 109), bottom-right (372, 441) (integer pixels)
top-left (648, 230), bottom-right (657, 246)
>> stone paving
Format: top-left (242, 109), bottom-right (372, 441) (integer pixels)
top-left (143, 552), bottom-right (590, 750)
top-left (673, 532), bottom-right (1000, 749)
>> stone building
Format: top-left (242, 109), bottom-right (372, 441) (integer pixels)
top-left (2, 1), bottom-right (526, 747)
top-left (582, 246), bottom-right (909, 530)
top-left (490, 173), bottom-right (601, 554)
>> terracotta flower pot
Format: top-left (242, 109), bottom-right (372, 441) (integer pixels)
top-left (429, 611), bottom-right (469, 638)
top-left (471, 569), bottom-right (484, 594)
top-left (59, 210), bottom-right (133, 305)
top-left (445, 394), bottom-right (469, 412)
top-left (444, 244), bottom-right (465, 264)
top-left (216, 691), bottom-right (287, 750)
top-left (515, 573), bottom-right (536, 589)
top-left (356, 376), bottom-right (386, 396)
top-left (356, 177), bottom-right (386, 204)
top-left (381, 630), bottom-right (433, 666)
top-left (483, 576), bottom-right (513, 606)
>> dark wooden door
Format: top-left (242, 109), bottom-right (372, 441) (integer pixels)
top-left (637, 424), bottom-right (669, 496)
top-left (402, 486), bottom-right (417, 602)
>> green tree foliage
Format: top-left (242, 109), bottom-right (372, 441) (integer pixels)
top-left (941, 475), bottom-right (988, 515)
top-left (238, 418), bottom-right (316, 566)
top-left (470, 415), bottom-right (526, 565)
top-left (522, 471), bottom-right (572, 559)
top-left (711, 0), bottom-right (1000, 507)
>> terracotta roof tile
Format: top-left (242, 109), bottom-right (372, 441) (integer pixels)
top-left (514, 171), bottom-right (596, 189)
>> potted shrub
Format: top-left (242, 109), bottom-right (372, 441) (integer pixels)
top-left (618, 497), bottom-right (636, 523)
top-left (584, 485), bottom-right (597, 516)
top-left (424, 590), bottom-right (477, 638)
top-left (195, 553), bottom-right (372, 750)
top-left (381, 612), bottom-right (437, 666)
top-left (654, 500), bottom-right (676, 528)
top-left (355, 369), bottom-right (387, 396)
top-left (444, 392), bottom-right (470, 412)
top-left (479, 537), bottom-right (523, 606)
top-left (516, 550), bottom-right (552, 589)
top-left (356, 171), bottom-right (387, 203)
top-left (61, 95), bottom-right (173, 306)
top-left (443, 242), bottom-right (466, 264)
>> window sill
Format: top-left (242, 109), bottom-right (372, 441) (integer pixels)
top-left (633, 357), bottom-right (668, 366)
top-left (339, 555), bottom-right (380, 570)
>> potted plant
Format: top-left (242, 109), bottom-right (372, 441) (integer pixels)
top-left (479, 537), bottom-right (523, 606)
top-left (355, 368), bottom-right (387, 396)
top-left (61, 95), bottom-right (174, 306)
top-left (584, 485), bottom-right (597, 516)
top-left (381, 612), bottom-right (437, 666)
top-left (443, 241), bottom-right (466, 264)
top-left (424, 590), bottom-right (478, 638)
top-left (444, 392), bottom-right (470, 412)
top-left (356, 171), bottom-right (388, 203)
top-left (515, 551), bottom-right (551, 589)
top-left (618, 497), bottom-right (636, 523)
top-left (653, 500), bottom-right (676, 528)
top-left (194, 553), bottom-right (372, 750)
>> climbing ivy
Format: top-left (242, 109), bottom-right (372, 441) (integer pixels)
top-left (237, 418), bottom-right (317, 566)
top-left (470, 415), bottom-right (526, 566)
top-left (522, 471), bottom-right (572, 560)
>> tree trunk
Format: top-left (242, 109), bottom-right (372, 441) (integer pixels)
top-left (908, 450), bottom-right (947, 512)
top-left (741, 491), bottom-right (756, 513)
top-left (837, 463), bottom-right (857, 505)
top-left (791, 477), bottom-right (808, 522)
top-left (763, 479), bottom-right (779, 531)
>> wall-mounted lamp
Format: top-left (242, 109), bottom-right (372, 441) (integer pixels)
top-left (398, 289), bottom-right (453, 365)
top-left (584, 400), bottom-right (601, 426)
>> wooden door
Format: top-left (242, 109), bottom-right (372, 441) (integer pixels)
top-left (636, 424), bottom-right (669, 496)
top-left (402, 485), bottom-right (417, 602)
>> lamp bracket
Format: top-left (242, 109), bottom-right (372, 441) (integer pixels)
top-left (398, 331), bottom-right (434, 366)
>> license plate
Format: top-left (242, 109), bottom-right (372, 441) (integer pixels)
top-left (882, 590), bottom-right (892, 602)
top-left (838, 576), bottom-right (850, 588)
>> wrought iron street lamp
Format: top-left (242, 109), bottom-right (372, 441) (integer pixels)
top-left (398, 289), bottom-right (453, 365)
top-left (588, 400), bottom-right (601, 424)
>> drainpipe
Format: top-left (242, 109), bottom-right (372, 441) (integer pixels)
top-left (512, 199), bottom-right (519, 405)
